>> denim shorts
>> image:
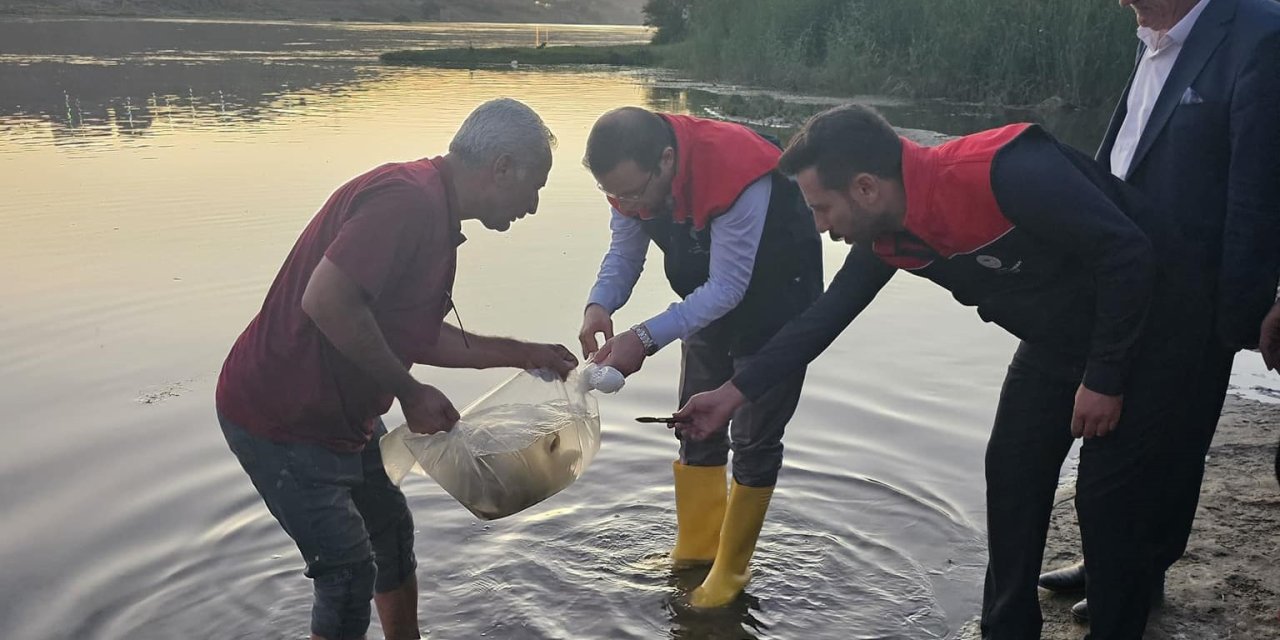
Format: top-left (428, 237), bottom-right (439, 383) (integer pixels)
top-left (219, 413), bottom-right (417, 640)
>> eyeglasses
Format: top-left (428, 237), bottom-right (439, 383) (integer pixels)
top-left (598, 170), bottom-right (656, 203)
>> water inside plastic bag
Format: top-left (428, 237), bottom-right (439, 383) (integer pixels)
top-left (382, 370), bottom-right (602, 520)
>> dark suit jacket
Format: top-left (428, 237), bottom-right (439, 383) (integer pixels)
top-left (1098, 0), bottom-right (1280, 349)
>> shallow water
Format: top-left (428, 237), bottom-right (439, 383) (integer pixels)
top-left (0, 17), bottom-right (1269, 640)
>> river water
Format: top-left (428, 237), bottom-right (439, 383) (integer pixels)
top-left (1, 17), bottom-right (1270, 640)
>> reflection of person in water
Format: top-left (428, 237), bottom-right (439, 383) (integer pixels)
top-left (215, 98), bottom-right (577, 640)
top-left (675, 105), bottom-right (1213, 640)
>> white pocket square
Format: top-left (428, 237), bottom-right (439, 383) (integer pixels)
top-left (1179, 87), bottom-right (1204, 105)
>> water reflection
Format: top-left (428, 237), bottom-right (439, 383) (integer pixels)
top-left (0, 63), bottom-right (381, 150)
top-left (0, 17), bottom-right (648, 58)
top-left (0, 17), bottom-right (649, 152)
top-left (1, 19), bottom-right (1006, 640)
top-left (0, 18), bottom-right (1115, 155)
top-left (666, 570), bottom-right (769, 640)
top-left (6, 17), bottom-right (1269, 638)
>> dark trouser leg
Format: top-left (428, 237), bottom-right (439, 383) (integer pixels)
top-left (678, 330), bottom-right (735, 467)
top-left (1275, 433), bottom-right (1280, 486)
top-left (219, 415), bottom-right (377, 640)
top-left (671, 330), bottom-right (735, 566)
top-left (1074, 417), bottom-right (1157, 637)
top-left (354, 423), bottom-right (419, 639)
top-left (353, 421), bottom-right (418, 595)
top-left (1075, 434), bottom-right (1155, 640)
top-left (980, 342), bottom-right (1079, 640)
top-left (1151, 343), bottom-right (1234, 572)
top-left (1077, 317), bottom-right (1205, 640)
top-left (727, 351), bottom-right (805, 488)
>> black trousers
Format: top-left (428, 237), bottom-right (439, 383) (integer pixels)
top-left (1037, 327), bottom-right (1236, 599)
top-left (1150, 339), bottom-right (1235, 572)
top-left (676, 327), bottom-right (806, 488)
top-left (980, 326), bottom-right (1206, 639)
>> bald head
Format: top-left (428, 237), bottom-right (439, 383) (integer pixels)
top-left (583, 106), bottom-right (672, 177)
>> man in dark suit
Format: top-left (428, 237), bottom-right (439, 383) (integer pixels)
top-left (1039, 0), bottom-right (1280, 624)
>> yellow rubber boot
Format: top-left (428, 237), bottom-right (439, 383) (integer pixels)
top-left (689, 480), bottom-right (774, 608)
top-left (671, 462), bottom-right (728, 567)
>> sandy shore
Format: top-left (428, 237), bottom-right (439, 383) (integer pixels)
top-left (1035, 396), bottom-right (1280, 640)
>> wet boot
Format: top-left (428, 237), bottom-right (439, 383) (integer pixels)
top-left (671, 462), bottom-right (728, 567)
top-left (689, 480), bottom-right (774, 608)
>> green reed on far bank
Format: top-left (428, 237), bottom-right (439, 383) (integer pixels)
top-left (676, 0), bottom-right (1136, 107)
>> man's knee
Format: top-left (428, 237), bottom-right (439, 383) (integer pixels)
top-left (311, 559), bottom-right (376, 640)
top-left (727, 415), bottom-right (786, 487)
top-left (680, 433), bottom-right (730, 467)
top-left (371, 512), bottom-right (417, 593)
top-left (731, 443), bottom-right (783, 487)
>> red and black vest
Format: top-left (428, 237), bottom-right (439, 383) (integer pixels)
top-left (873, 123), bottom-right (1032, 271)
top-left (611, 114), bottom-right (823, 355)
top-left (869, 124), bottom-right (1101, 348)
top-left (871, 124), bottom-right (1193, 370)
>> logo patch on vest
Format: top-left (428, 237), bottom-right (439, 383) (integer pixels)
top-left (976, 255), bottom-right (1022, 273)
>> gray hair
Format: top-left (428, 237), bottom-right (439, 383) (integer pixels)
top-left (449, 98), bottom-right (556, 172)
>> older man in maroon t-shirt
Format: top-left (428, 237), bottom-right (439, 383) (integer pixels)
top-left (216, 98), bottom-right (577, 640)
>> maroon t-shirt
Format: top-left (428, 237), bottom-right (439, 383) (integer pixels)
top-left (216, 157), bottom-right (462, 452)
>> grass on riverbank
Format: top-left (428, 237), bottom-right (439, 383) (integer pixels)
top-left (380, 44), bottom-right (673, 68)
top-left (678, 0), bottom-right (1137, 108)
top-left (381, 0), bottom-right (1148, 108)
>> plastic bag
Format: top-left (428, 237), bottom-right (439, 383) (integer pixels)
top-left (381, 369), bottom-right (602, 520)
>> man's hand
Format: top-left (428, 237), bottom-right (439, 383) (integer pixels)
top-left (401, 383), bottom-right (460, 435)
top-left (579, 304), bottom-right (614, 358)
top-left (518, 342), bottom-right (579, 380)
top-left (1071, 385), bottom-right (1123, 439)
top-left (672, 383), bottom-right (746, 441)
top-left (1259, 302), bottom-right (1280, 371)
top-left (592, 330), bottom-right (646, 376)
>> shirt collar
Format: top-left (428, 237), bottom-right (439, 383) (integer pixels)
top-left (429, 155), bottom-right (467, 246)
top-left (1137, 0), bottom-right (1208, 52)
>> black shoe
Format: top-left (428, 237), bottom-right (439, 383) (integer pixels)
top-left (1071, 598), bottom-right (1090, 622)
top-left (1068, 577), bottom-right (1164, 624)
top-left (1039, 561), bottom-right (1087, 593)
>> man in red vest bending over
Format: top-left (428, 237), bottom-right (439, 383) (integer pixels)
top-left (578, 107), bottom-right (824, 607)
top-left (675, 105), bottom-right (1211, 640)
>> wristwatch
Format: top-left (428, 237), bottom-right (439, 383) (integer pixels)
top-left (631, 323), bottom-right (660, 356)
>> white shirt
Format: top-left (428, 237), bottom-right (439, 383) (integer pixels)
top-left (1110, 0), bottom-right (1210, 179)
